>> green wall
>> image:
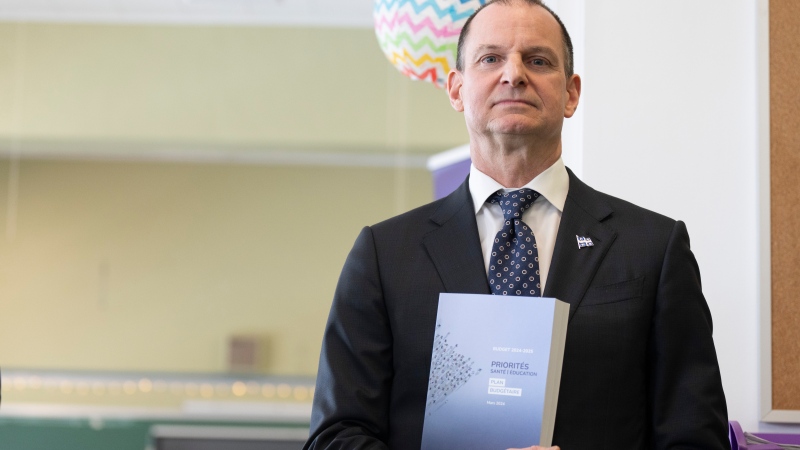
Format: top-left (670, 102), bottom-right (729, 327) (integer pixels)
top-left (0, 159), bottom-right (433, 375)
top-left (0, 23), bottom-right (467, 153)
top-left (0, 21), bottom-right (466, 376)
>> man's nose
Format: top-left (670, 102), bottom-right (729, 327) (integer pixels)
top-left (501, 57), bottom-right (527, 87)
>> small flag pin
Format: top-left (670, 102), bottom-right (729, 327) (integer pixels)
top-left (576, 235), bottom-right (594, 249)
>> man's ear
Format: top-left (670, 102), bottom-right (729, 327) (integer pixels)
top-left (564, 73), bottom-right (581, 118)
top-left (446, 70), bottom-right (465, 112)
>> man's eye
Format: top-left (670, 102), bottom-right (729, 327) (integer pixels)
top-left (531, 58), bottom-right (547, 66)
top-left (482, 56), bottom-right (497, 63)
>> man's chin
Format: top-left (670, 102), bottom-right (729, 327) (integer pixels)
top-left (489, 121), bottom-right (542, 136)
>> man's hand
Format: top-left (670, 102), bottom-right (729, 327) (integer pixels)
top-left (507, 447), bottom-right (560, 450)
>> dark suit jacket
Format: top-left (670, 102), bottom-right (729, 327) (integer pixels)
top-left (305, 170), bottom-right (728, 450)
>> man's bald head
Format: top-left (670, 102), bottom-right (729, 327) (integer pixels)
top-left (455, 0), bottom-right (574, 77)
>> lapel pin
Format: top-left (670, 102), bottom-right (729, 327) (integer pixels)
top-left (576, 235), bottom-right (594, 249)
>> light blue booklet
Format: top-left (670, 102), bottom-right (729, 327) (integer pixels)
top-left (421, 293), bottom-right (569, 450)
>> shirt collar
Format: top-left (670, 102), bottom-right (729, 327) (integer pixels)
top-left (469, 157), bottom-right (569, 214)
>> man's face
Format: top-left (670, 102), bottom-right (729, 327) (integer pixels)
top-left (447, 2), bottom-right (580, 143)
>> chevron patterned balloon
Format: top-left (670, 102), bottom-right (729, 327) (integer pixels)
top-left (374, 0), bottom-right (488, 89)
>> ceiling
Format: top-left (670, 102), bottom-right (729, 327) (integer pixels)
top-left (0, 0), bottom-right (374, 27)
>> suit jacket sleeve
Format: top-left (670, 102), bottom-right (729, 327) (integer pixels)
top-left (649, 220), bottom-right (728, 449)
top-left (304, 226), bottom-right (392, 450)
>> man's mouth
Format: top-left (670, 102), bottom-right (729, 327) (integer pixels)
top-left (494, 99), bottom-right (535, 107)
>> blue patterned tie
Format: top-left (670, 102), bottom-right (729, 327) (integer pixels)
top-left (487, 189), bottom-right (542, 296)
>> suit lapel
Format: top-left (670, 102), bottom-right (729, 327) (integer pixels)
top-left (544, 169), bottom-right (617, 321)
top-left (423, 179), bottom-right (491, 295)
top-left (422, 170), bottom-right (618, 307)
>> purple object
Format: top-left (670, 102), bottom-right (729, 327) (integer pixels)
top-left (729, 421), bottom-right (800, 449)
top-left (755, 433), bottom-right (800, 445)
top-left (431, 157), bottom-right (471, 200)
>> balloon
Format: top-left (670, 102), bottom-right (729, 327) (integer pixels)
top-left (374, 0), bottom-right (488, 89)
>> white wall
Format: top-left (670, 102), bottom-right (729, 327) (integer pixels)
top-left (577, 0), bottom-right (797, 434)
top-left (548, 0), bottom-right (585, 177)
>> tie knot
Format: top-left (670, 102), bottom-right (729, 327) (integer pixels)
top-left (487, 188), bottom-right (540, 220)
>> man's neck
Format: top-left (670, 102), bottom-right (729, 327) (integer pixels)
top-left (470, 138), bottom-right (562, 188)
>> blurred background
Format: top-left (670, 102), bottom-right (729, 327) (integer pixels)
top-left (0, 0), bottom-right (470, 447)
top-left (1, 0), bottom-right (795, 449)
top-left (0, 0), bottom-right (468, 377)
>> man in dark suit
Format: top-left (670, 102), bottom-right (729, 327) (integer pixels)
top-left (305, 0), bottom-right (728, 448)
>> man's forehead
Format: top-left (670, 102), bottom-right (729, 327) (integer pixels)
top-left (463, 3), bottom-right (563, 54)
top-left (471, 2), bottom-right (552, 26)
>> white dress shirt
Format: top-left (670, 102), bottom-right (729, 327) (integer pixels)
top-left (469, 158), bottom-right (569, 294)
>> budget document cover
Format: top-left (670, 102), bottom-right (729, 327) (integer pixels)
top-left (420, 293), bottom-right (569, 450)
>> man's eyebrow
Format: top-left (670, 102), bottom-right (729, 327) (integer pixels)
top-left (472, 44), bottom-right (504, 54)
top-left (521, 46), bottom-right (560, 60)
top-left (525, 45), bottom-right (558, 56)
